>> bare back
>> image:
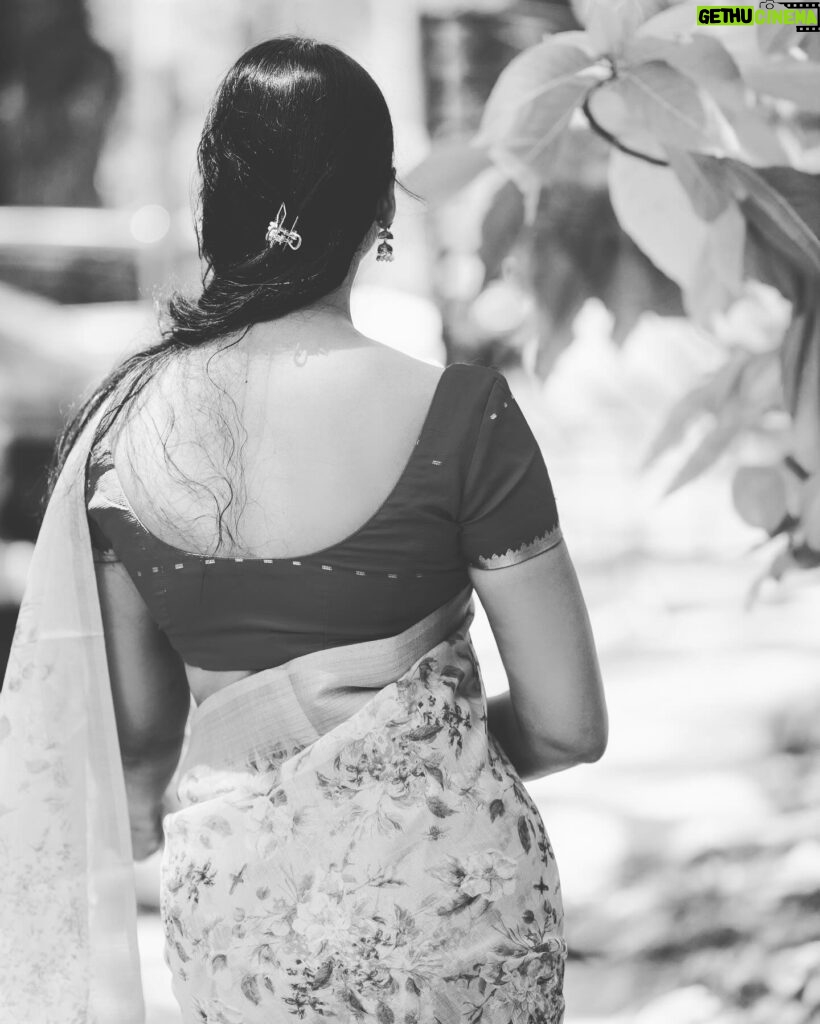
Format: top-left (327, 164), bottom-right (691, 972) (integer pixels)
top-left (111, 333), bottom-right (445, 559)
top-left (107, 329), bottom-right (445, 697)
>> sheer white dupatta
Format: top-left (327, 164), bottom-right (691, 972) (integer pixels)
top-left (0, 401), bottom-right (145, 1023)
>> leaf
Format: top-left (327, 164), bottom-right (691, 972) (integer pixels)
top-left (732, 465), bottom-right (789, 533)
top-left (571, 0), bottom-right (669, 56)
top-left (664, 406), bottom-right (744, 495)
top-left (742, 59), bottom-right (820, 114)
top-left (642, 352), bottom-right (748, 469)
top-left (202, 815), bottom-right (232, 837)
top-left (526, 169), bottom-right (680, 368)
top-left (782, 301), bottom-right (820, 418)
top-left (549, 29), bottom-right (601, 59)
top-left (721, 161), bottom-right (820, 276)
top-left (440, 664), bottom-right (466, 686)
top-left (489, 798), bottom-right (505, 822)
top-left (377, 1002), bottom-right (395, 1024)
top-left (437, 893), bottom-right (481, 917)
top-left (426, 795), bottom-right (456, 819)
top-left (478, 179), bottom-right (526, 281)
top-left (745, 544), bottom-right (798, 609)
top-left (684, 202), bottom-right (747, 325)
top-left (624, 33), bottom-right (745, 110)
top-left (744, 219), bottom-right (807, 307)
top-left (403, 137), bottom-right (492, 208)
top-left (343, 987), bottom-right (368, 1014)
top-left (609, 149), bottom-right (712, 290)
top-left (476, 40), bottom-right (595, 185)
top-left (616, 61), bottom-right (714, 151)
top-left (666, 147), bottom-right (731, 220)
top-left (478, 40), bottom-right (593, 142)
top-left (407, 722), bottom-right (444, 742)
top-left (786, 303), bottom-right (820, 468)
top-left (646, 347), bottom-right (783, 483)
top-left (802, 33), bottom-right (820, 63)
top-left (726, 108), bottom-right (791, 167)
top-left (517, 814), bottom-right (532, 853)
top-left (241, 974), bottom-right (262, 1005)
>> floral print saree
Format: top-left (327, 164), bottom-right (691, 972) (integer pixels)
top-left (163, 584), bottom-right (567, 1023)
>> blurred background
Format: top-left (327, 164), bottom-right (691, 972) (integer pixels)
top-left (1, 1), bottom-right (819, 1021)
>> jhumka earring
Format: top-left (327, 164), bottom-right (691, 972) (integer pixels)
top-left (376, 224), bottom-right (394, 263)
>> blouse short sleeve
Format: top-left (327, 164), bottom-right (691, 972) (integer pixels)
top-left (459, 371), bottom-right (562, 570)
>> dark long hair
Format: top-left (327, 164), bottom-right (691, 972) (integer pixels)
top-left (45, 36), bottom-right (398, 526)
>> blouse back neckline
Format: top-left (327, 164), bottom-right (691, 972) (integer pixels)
top-left (95, 361), bottom-right (456, 565)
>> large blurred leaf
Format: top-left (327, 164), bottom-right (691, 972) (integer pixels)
top-left (642, 351), bottom-right (749, 468)
top-left (684, 202), bottom-right (747, 325)
top-left (720, 161), bottom-right (820, 275)
top-left (478, 178), bottom-right (525, 280)
top-left (645, 350), bottom-right (782, 494)
top-left (744, 220), bottom-right (814, 416)
top-left (666, 146), bottom-right (731, 220)
top-left (728, 164), bottom-right (820, 444)
top-left (613, 61), bottom-right (717, 151)
top-left (783, 300), bottom-right (820, 429)
top-left (609, 149), bottom-right (712, 289)
top-left (788, 306), bottom-right (820, 471)
top-left (742, 59), bottom-right (820, 114)
top-left (623, 34), bottom-right (745, 110)
top-left (663, 407), bottom-right (745, 494)
top-left (527, 175), bottom-right (682, 376)
top-left (476, 39), bottom-right (596, 185)
top-left (622, 35), bottom-right (792, 165)
top-left (726, 109), bottom-right (791, 167)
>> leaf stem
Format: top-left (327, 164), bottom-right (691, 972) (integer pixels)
top-left (581, 80), bottom-right (670, 168)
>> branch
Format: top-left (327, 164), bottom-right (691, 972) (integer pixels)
top-left (582, 84), bottom-right (670, 168)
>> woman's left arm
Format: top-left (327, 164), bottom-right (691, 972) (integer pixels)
top-left (94, 559), bottom-right (191, 859)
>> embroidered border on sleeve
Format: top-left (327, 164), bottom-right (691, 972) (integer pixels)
top-left (472, 523), bottom-right (563, 570)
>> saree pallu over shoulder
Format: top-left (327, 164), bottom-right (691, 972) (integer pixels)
top-left (0, 402), bottom-right (145, 1024)
top-left (162, 586), bottom-right (567, 1023)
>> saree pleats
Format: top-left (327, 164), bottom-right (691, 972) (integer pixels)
top-left (162, 588), bottom-right (567, 1023)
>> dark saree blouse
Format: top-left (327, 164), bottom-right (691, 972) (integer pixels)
top-left (84, 362), bottom-right (562, 671)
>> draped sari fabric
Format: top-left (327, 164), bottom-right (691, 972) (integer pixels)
top-left (162, 585), bottom-right (567, 1023)
top-left (0, 399), bottom-right (568, 1024)
top-left (0, 403), bottom-right (145, 1024)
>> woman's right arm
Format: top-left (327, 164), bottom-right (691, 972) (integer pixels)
top-left (469, 539), bottom-right (607, 782)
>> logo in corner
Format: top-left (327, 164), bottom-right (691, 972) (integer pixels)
top-left (697, 3), bottom-right (820, 30)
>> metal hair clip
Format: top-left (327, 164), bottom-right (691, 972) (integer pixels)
top-left (265, 203), bottom-right (302, 251)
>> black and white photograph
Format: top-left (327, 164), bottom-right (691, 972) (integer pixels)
top-left (1, 1), bottom-right (819, 1022)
